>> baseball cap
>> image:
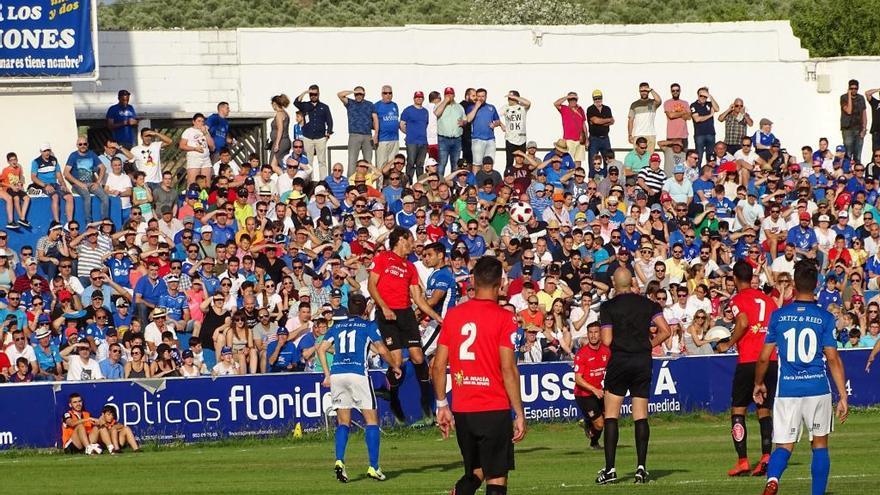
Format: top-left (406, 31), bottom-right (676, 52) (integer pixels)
top-left (759, 118), bottom-right (773, 126)
top-left (39, 142), bottom-right (52, 152)
top-left (650, 203), bottom-right (663, 212)
top-left (276, 327), bottom-right (289, 336)
top-left (413, 91), bottom-right (424, 98)
top-left (221, 346), bottom-right (233, 356)
top-left (118, 89), bottom-right (131, 97)
top-left (58, 289), bottom-right (72, 302)
top-left (835, 145), bottom-right (846, 153)
top-left (236, 186), bottom-right (248, 197)
top-left (789, 163), bottom-right (801, 172)
top-left (161, 205), bottom-right (173, 215)
top-left (425, 157), bottom-right (438, 167)
top-left (243, 176), bottom-right (255, 185)
top-left (313, 185), bottom-right (328, 196)
top-left (574, 212), bottom-right (587, 222)
top-left (591, 89), bottom-right (603, 98)
top-left (649, 153), bottom-right (661, 163)
top-left (623, 217), bottom-right (637, 226)
top-left (617, 247), bottom-right (630, 256)
top-left (799, 211), bottom-right (811, 221)
top-left (673, 164), bottom-right (686, 174)
top-left (115, 298), bottom-right (130, 308)
top-left (465, 197), bottom-right (478, 205)
top-left (297, 287), bottom-right (311, 298)
top-left (258, 185), bottom-right (272, 195)
top-left (402, 195), bottom-right (415, 204)
top-left (193, 201), bottom-right (206, 211)
top-left (182, 349), bottom-right (194, 359)
top-left (606, 196), bottom-right (619, 205)
top-left (200, 224), bottom-right (213, 233)
top-left (443, 87), bottom-right (455, 95)
top-left (165, 275), bottom-right (180, 283)
top-left (526, 141), bottom-right (537, 149)
top-left (182, 216), bottom-right (194, 225)
top-left (818, 214), bottom-right (830, 223)
top-left (330, 288), bottom-right (342, 298)
top-left (37, 314), bottom-right (51, 326)
top-left (660, 191), bottom-right (673, 203)
top-left (448, 223), bottom-right (461, 234)
top-left (186, 190), bottom-right (199, 200)
top-left (838, 211), bottom-right (849, 218)
top-left (552, 192), bottom-right (565, 202)
top-left (577, 194), bottom-right (589, 205)
top-left (598, 209), bottom-right (611, 217)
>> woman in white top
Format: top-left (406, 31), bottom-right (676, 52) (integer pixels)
top-left (178, 350), bottom-right (204, 377)
top-left (255, 278), bottom-right (283, 320)
top-left (179, 113), bottom-right (215, 187)
top-left (814, 214), bottom-right (835, 269)
top-left (685, 283), bottom-right (713, 323)
top-left (684, 309), bottom-right (713, 355)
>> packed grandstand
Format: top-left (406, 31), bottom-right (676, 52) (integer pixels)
top-left (1, 79), bottom-right (880, 385)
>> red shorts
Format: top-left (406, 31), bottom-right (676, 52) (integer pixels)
top-left (761, 239), bottom-right (785, 252)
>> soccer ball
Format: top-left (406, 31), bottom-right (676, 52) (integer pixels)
top-left (510, 201), bottom-right (533, 223)
top-left (704, 326), bottom-right (732, 342)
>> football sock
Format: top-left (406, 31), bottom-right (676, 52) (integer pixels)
top-left (365, 425), bottom-right (380, 469)
top-left (759, 416), bottom-right (773, 456)
top-left (589, 425), bottom-right (603, 446)
top-left (766, 447), bottom-right (792, 481)
top-left (413, 360), bottom-right (430, 381)
top-left (389, 387), bottom-right (406, 422)
top-left (603, 418), bottom-right (619, 472)
top-left (634, 419), bottom-right (650, 468)
top-left (731, 414), bottom-right (748, 459)
top-left (454, 474), bottom-right (482, 495)
top-left (811, 448), bottom-right (830, 495)
top-left (486, 484), bottom-right (508, 495)
top-left (334, 424), bottom-right (350, 463)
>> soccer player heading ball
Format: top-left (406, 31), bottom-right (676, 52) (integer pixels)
top-left (715, 261), bottom-right (779, 477)
top-left (431, 256), bottom-right (526, 495)
top-left (754, 259), bottom-right (848, 495)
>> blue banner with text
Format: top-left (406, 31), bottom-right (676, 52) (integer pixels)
top-left (0, 351), bottom-right (876, 450)
top-left (0, 0), bottom-right (97, 78)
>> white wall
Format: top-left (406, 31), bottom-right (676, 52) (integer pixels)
top-left (0, 85), bottom-right (79, 175)
top-left (52, 22), bottom-right (880, 166)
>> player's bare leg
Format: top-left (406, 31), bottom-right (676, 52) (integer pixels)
top-left (597, 391), bottom-right (624, 484)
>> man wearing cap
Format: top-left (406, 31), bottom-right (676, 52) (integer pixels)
top-left (543, 191), bottom-right (572, 228)
top-left (662, 164), bottom-right (693, 205)
top-left (159, 274), bottom-right (190, 332)
top-left (465, 88), bottom-right (502, 165)
top-left (67, 338), bottom-right (104, 381)
top-left (30, 142), bottom-right (74, 224)
top-left (106, 90), bottom-right (138, 148)
top-left (395, 195), bottom-right (418, 229)
top-left (554, 91), bottom-right (589, 166)
top-left (400, 92), bottom-right (430, 182)
top-left (751, 118), bottom-right (777, 160)
top-left (294, 85), bottom-right (333, 180)
top-left (586, 89), bottom-right (614, 161)
top-left (636, 153), bottom-right (667, 204)
top-left (33, 319), bottom-right (63, 381)
top-left (434, 87), bottom-right (466, 176)
top-left (501, 90), bottom-right (531, 171)
top-left (337, 86), bottom-right (377, 174)
top-left (63, 137), bottom-right (110, 225)
top-left (308, 184), bottom-right (340, 221)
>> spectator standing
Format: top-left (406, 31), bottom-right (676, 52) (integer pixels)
top-left (374, 85), bottom-right (400, 168)
top-left (465, 88), bottom-right (502, 164)
top-left (690, 87), bottom-right (719, 166)
top-left (30, 143), bottom-right (74, 224)
top-left (840, 79), bottom-right (867, 163)
top-left (268, 94), bottom-right (292, 173)
top-left (130, 128), bottom-right (171, 193)
top-left (400, 91), bottom-right (430, 182)
top-left (664, 83), bottom-right (691, 149)
top-left (459, 88), bottom-right (477, 164)
top-left (717, 98), bottom-right (753, 155)
top-left (501, 90), bottom-right (531, 172)
top-left (554, 91), bottom-right (588, 167)
top-left (434, 87), bottom-right (466, 176)
top-left (866, 85), bottom-right (880, 154)
top-left (628, 82), bottom-right (661, 152)
top-left (426, 91), bottom-right (441, 162)
top-left (106, 89), bottom-right (138, 149)
top-left (206, 101), bottom-right (233, 158)
top-left (179, 113), bottom-right (215, 187)
top-left (294, 85), bottom-right (333, 181)
top-left (337, 86), bottom-right (377, 175)
top-left (64, 137), bottom-right (108, 225)
top-left (587, 89), bottom-right (614, 161)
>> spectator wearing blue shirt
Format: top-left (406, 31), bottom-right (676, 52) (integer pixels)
top-left (206, 102), bottom-right (232, 157)
top-left (112, 298), bottom-right (134, 332)
top-left (373, 86), bottom-right (400, 168)
top-left (294, 85), bottom-right (334, 180)
top-left (267, 327), bottom-right (298, 372)
top-left (30, 144), bottom-right (74, 225)
top-left (159, 275), bottom-right (191, 333)
top-left (462, 220), bottom-right (487, 257)
top-left (106, 90), bottom-right (138, 148)
top-left (542, 142), bottom-right (577, 172)
top-left (64, 139), bottom-right (109, 224)
top-left (707, 186), bottom-right (735, 224)
top-left (400, 92), bottom-right (429, 182)
top-left (33, 324), bottom-right (63, 381)
top-left (382, 172), bottom-right (404, 206)
top-left (528, 180), bottom-right (553, 219)
top-left (465, 88), bottom-right (502, 164)
top-left (133, 263), bottom-right (168, 325)
top-left (751, 118), bottom-right (776, 160)
top-left (691, 165), bottom-right (716, 206)
top-left (337, 87), bottom-right (377, 175)
top-left (324, 165), bottom-right (350, 203)
top-left (99, 342), bottom-right (125, 380)
top-left (846, 162), bottom-right (867, 193)
top-left (395, 196), bottom-right (418, 229)
top-left (832, 145), bottom-right (852, 173)
top-left (787, 212), bottom-right (819, 260)
top-left (816, 276), bottom-right (841, 309)
top-left (831, 211), bottom-right (857, 246)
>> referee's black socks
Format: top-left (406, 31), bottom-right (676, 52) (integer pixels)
top-left (603, 418), bottom-right (619, 471)
top-left (731, 414), bottom-right (748, 459)
top-left (759, 416), bottom-right (773, 456)
top-left (454, 474), bottom-right (482, 495)
top-left (485, 484), bottom-right (507, 495)
top-left (634, 419), bottom-right (650, 469)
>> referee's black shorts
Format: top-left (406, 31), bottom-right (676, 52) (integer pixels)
top-left (453, 410), bottom-right (515, 479)
top-left (731, 361), bottom-right (778, 409)
top-left (376, 307), bottom-right (420, 351)
top-left (604, 353), bottom-right (653, 399)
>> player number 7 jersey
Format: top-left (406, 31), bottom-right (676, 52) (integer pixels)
top-left (729, 288), bottom-right (778, 363)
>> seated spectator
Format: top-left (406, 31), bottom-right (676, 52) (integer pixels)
top-left (212, 346), bottom-right (241, 376)
top-left (124, 344), bottom-right (152, 379)
top-left (94, 405), bottom-right (140, 454)
top-left (8, 356), bottom-right (34, 383)
top-left (66, 341), bottom-right (103, 381)
top-left (99, 342), bottom-right (125, 379)
top-left (61, 393), bottom-right (102, 455)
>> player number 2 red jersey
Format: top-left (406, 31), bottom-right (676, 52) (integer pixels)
top-left (730, 288), bottom-right (778, 363)
top-left (438, 298), bottom-right (518, 413)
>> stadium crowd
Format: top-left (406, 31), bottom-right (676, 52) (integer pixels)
top-left (2, 79), bottom-right (880, 382)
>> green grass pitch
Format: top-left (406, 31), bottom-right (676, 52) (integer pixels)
top-left (1, 410), bottom-right (876, 494)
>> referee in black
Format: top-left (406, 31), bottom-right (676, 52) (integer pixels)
top-left (596, 268), bottom-right (671, 485)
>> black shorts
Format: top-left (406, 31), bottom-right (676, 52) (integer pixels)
top-left (453, 410), bottom-right (515, 479)
top-left (376, 307), bottom-right (420, 351)
top-left (731, 361), bottom-right (778, 409)
top-left (4, 188), bottom-right (26, 199)
top-left (604, 353), bottom-right (653, 399)
top-left (575, 395), bottom-right (604, 422)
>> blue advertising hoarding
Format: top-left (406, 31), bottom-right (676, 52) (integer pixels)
top-left (0, 351), bottom-right (877, 450)
top-left (0, 0), bottom-right (98, 80)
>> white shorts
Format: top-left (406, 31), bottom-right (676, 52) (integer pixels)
top-left (420, 321), bottom-right (441, 357)
top-left (330, 373), bottom-right (376, 411)
top-left (186, 154), bottom-right (211, 170)
top-left (773, 394), bottom-right (833, 444)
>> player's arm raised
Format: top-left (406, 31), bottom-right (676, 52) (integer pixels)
top-left (411, 284), bottom-right (443, 324)
top-left (752, 342), bottom-right (775, 405)
top-left (824, 345), bottom-right (849, 424)
top-left (650, 314), bottom-right (672, 348)
top-left (500, 345), bottom-right (527, 443)
top-left (431, 343), bottom-right (454, 439)
top-left (715, 311), bottom-right (748, 353)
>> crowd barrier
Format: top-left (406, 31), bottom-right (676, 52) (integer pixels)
top-left (0, 350), bottom-right (875, 450)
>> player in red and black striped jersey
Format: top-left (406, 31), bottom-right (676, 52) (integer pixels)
top-left (714, 260), bottom-right (779, 477)
top-left (572, 322), bottom-right (611, 450)
top-left (432, 256), bottom-right (526, 495)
